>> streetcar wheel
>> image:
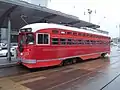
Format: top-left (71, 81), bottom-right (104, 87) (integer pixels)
top-left (101, 53), bottom-right (106, 58)
top-left (72, 59), bottom-right (77, 64)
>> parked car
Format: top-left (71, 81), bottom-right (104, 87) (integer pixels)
top-left (0, 47), bottom-right (16, 57)
top-left (0, 43), bottom-right (7, 48)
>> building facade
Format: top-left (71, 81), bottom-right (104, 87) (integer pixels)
top-left (0, 0), bottom-right (49, 44)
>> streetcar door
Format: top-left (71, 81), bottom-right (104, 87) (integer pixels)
top-left (18, 33), bottom-right (26, 52)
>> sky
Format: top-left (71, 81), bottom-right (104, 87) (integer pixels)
top-left (25, 0), bottom-right (120, 38)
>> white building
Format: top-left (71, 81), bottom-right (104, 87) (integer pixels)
top-left (22, 0), bottom-right (49, 7)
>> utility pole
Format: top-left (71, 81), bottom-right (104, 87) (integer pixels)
top-left (119, 24), bottom-right (120, 39)
top-left (87, 9), bottom-right (92, 23)
top-left (118, 24), bottom-right (120, 43)
top-left (84, 9), bottom-right (96, 23)
top-left (7, 16), bottom-right (11, 62)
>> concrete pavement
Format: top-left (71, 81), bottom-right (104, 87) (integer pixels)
top-left (0, 57), bottom-right (17, 68)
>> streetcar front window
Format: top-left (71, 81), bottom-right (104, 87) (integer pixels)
top-left (19, 33), bottom-right (34, 45)
top-left (26, 33), bottom-right (34, 44)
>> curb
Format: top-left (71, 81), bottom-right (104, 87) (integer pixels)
top-left (0, 62), bottom-right (17, 68)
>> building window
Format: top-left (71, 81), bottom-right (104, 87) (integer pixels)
top-left (52, 38), bottom-right (59, 45)
top-left (11, 35), bottom-right (18, 43)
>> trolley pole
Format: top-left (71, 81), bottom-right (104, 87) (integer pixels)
top-left (7, 16), bottom-right (11, 62)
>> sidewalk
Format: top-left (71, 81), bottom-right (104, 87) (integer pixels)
top-left (0, 57), bottom-right (17, 68)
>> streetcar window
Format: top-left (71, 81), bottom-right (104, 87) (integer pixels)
top-left (20, 28), bottom-right (32, 32)
top-left (78, 33), bottom-right (81, 36)
top-left (91, 40), bottom-right (93, 44)
top-left (38, 34), bottom-right (43, 44)
top-left (91, 40), bottom-right (96, 44)
top-left (98, 41), bottom-right (100, 44)
top-left (81, 40), bottom-right (84, 44)
top-left (91, 35), bottom-right (93, 37)
top-left (89, 40), bottom-right (92, 45)
top-left (86, 34), bottom-right (89, 37)
top-left (52, 30), bottom-right (59, 34)
top-left (44, 34), bottom-right (49, 44)
top-left (52, 38), bottom-right (59, 45)
top-left (99, 41), bottom-right (102, 44)
top-left (61, 31), bottom-right (66, 34)
top-left (85, 40), bottom-right (90, 44)
top-left (67, 39), bottom-right (72, 45)
top-left (73, 32), bottom-right (77, 35)
top-left (78, 40), bottom-right (82, 44)
top-left (72, 39), bottom-right (75, 44)
top-left (83, 33), bottom-right (85, 37)
top-left (26, 33), bottom-right (34, 44)
top-left (75, 40), bottom-right (78, 44)
top-left (60, 39), bottom-right (66, 45)
top-left (67, 32), bottom-right (72, 35)
top-left (37, 34), bottom-right (49, 44)
top-left (72, 39), bottom-right (78, 45)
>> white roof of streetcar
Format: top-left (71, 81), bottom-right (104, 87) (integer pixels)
top-left (21, 23), bottom-right (109, 37)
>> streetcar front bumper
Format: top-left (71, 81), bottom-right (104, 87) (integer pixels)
top-left (17, 58), bottom-right (37, 64)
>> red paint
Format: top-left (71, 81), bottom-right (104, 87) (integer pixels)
top-left (17, 24), bottom-right (110, 68)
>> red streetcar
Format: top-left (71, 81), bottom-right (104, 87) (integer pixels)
top-left (17, 23), bottom-right (110, 68)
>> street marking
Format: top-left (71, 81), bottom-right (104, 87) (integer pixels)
top-left (18, 76), bottom-right (46, 84)
top-left (45, 63), bottom-right (107, 90)
top-left (0, 78), bottom-right (31, 90)
top-left (62, 68), bottom-right (79, 73)
top-left (45, 71), bottom-right (94, 90)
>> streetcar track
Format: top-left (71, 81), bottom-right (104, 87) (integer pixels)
top-left (9, 59), bottom-right (106, 84)
top-left (100, 72), bottom-right (120, 90)
top-left (44, 56), bottom-right (120, 90)
top-left (2, 53), bottom-right (120, 89)
top-left (44, 63), bottom-right (109, 90)
top-left (0, 55), bottom-right (119, 90)
top-left (9, 55), bottom-right (120, 82)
